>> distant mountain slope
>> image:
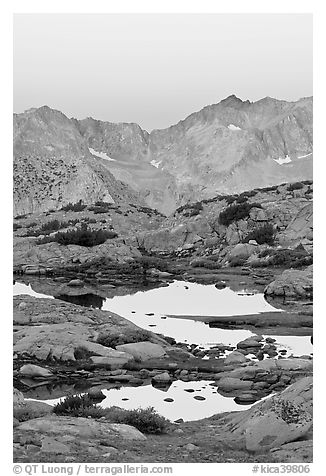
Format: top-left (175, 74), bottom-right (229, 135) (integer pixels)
top-left (13, 107), bottom-right (142, 216)
top-left (75, 95), bottom-right (312, 214)
top-left (13, 96), bottom-right (313, 216)
top-left (147, 95), bottom-right (312, 201)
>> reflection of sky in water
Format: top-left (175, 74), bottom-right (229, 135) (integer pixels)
top-left (104, 280), bottom-right (280, 317)
top-left (100, 280), bottom-right (280, 346)
top-left (13, 282), bottom-right (54, 299)
top-left (28, 380), bottom-right (260, 422)
top-left (13, 280), bottom-right (312, 354)
top-left (270, 336), bottom-right (312, 357)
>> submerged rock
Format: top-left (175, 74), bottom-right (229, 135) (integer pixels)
top-left (218, 377), bottom-right (253, 391)
top-left (90, 353), bottom-right (133, 370)
top-left (19, 364), bottom-right (53, 379)
top-left (115, 341), bottom-right (167, 362)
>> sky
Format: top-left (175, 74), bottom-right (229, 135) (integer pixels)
top-left (13, 13), bottom-right (312, 132)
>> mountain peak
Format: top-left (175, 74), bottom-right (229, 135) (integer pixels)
top-left (219, 95), bottom-right (250, 108)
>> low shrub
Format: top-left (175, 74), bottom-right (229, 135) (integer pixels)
top-left (36, 223), bottom-right (118, 247)
top-left (236, 195), bottom-right (248, 204)
top-left (94, 201), bottom-right (113, 207)
top-left (13, 223), bottom-right (22, 231)
top-left (135, 256), bottom-right (169, 272)
top-left (13, 407), bottom-right (37, 422)
top-left (97, 329), bottom-right (152, 349)
top-left (26, 221), bottom-right (38, 228)
top-left (39, 219), bottom-right (64, 233)
top-left (104, 406), bottom-right (169, 434)
top-left (218, 202), bottom-right (262, 226)
top-left (53, 394), bottom-right (105, 418)
top-left (301, 180), bottom-right (313, 186)
top-left (190, 258), bottom-right (221, 269)
top-left (258, 246), bottom-right (312, 268)
top-left (229, 255), bottom-right (248, 267)
top-left (175, 201), bottom-right (203, 217)
top-left (287, 182), bottom-right (304, 192)
top-left (61, 200), bottom-right (87, 212)
top-left (224, 195), bottom-right (238, 205)
top-left (88, 202), bottom-right (115, 214)
top-left (137, 206), bottom-right (164, 217)
top-left (243, 223), bottom-right (275, 245)
top-left (74, 346), bottom-right (93, 360)
top-left (241, 190), bottom-right (257, 199)
top-left (275, 399), bottom-right (305, 425)
top-left (26, 219), bottom-right (80, 237)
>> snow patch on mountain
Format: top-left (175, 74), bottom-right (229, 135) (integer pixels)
top-left (228, 124), bottom-right (242, 131)
top-left (150, 159), bottom-right (162, 168)
top-left (274, 155), bottom-right (292, 165)
top-left (298, 152), bottom-right (312, 159)
top-left (89, 147), bottom-right (116, 161)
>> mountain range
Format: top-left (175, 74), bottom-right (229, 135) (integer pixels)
top-left (13, 95), bottom-right (313, 216)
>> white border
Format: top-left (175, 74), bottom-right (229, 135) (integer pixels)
top-left (2, 2), bottom-right (323, 474)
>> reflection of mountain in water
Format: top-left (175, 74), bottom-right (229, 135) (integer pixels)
top-left (56, 293), bottom-right (105, 309)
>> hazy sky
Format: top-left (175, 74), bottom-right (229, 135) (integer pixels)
top-left (14, 14), bottom-right (312, 131)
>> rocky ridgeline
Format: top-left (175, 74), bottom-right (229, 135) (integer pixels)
top-left (14, 96), bottom-right (313, 216)
top-left (146, 95), bottom-right (312, 212)
top-left (76, 95), bottom-right (312, 214)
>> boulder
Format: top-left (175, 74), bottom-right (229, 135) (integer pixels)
top-left (90, 353), bottom-right (133, 370)
top-left (224, 351), bottom-right (248, 365)
top-left (276, 359), bottom-right (313, 372)
top-left (244, 400), bottom-right (312, 452)
top-left (19, 364), bottom-right (53, 379)
top-left (115, 341), bottom-right (167, 362)
top-left (225, 377), bottom-right (313, 452)
top-left (18, 401), bottom-right (53, 420)
top-left (87, 387), bottom-right (106, 400)
top-left (270, 440), bottom-right (313, 463)
top-left (237, 336), bottom-right (263, 349)
top-left (14, 322), bottom-right (134, 363)
top-left (264, 266), bottom-right (313, 299)
top-left (217, 377), bottom-right (253, 391)
top-left (17, 416), bottom-right (146, 441)
top-left (40, 436), bottom-right (70, 454)
top-left (228, 243), bottom-right (258, 263)
top-left (13, 388), bottom-right (25, 408)
top-left (152, 372), bottom-right (171, 384)
top-left (277, 376), bottom-right (313, 415)
top-left (67, 279), bottom-right (84, 287)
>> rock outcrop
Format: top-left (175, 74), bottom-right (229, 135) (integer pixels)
top-left (136, 181), bottom-right (313, 254)
top-left (265, 266), bottom-right (313, 299)
top-left (13, 295), bottom-right (169, 363)
top-left (225, 377), bottom-right (313, 453)
top-left (17, 416), bottom-right (147, 441)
